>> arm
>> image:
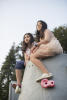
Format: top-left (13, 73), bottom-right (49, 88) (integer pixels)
top-left (31, 42), bottom-right (38, 53)
top-left (24, 53), bottom-right (30, 65)
top-left (31, 46), bottom-right (36, 53)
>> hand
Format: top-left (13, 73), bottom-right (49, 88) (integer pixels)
top-left (32, 47), bottom-right (39, 53)
top-left (25, 54), bottom-right (30, 60)
top-left (37, 42), bottom-right (40, 46)
top-left (31, 46), bottom-right (36, 53)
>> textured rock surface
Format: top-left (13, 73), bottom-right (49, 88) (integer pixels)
top-left (18, 54), bottom-right (67, 100)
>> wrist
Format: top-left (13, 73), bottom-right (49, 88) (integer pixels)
top-left (34, 42), bottom-right (38, 47)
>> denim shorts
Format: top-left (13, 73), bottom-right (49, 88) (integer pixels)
top-left (15, 60), bottom-right (25, 69)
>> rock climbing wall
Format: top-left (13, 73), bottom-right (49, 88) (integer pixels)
top-left (19, 54), bottom-right (67, 100)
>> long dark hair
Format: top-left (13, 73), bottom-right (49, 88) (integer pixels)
top-left (36, 20), bottom-right (47, 42)
top-left (22, 33), bottom-right (34, 53)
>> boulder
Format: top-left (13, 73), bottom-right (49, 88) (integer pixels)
top-left (19, 54), bottom-right (67, 100)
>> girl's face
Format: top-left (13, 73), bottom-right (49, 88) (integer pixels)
top-left (24, 34), bottom-right (30, 44)
top-left (36, 21), bottom-right (42, 31)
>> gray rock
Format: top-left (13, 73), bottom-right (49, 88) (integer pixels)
top-left (8, 81), bottom-right (19, 100)
top-left (18, 54), bottom-right (67, 100)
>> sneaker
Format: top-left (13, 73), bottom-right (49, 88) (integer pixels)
top-left (15, 85), bottom-right (21, 94)
top-left (36, 73), bottom-right (53, 82)
top-left (12, 83), bottom-right (16, 89)
top-left (48, 73), bottom-right (53, 77)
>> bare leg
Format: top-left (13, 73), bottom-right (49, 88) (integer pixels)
top-left (30, 54), bottom-right (49, 74)
top-left (30, 48), bottom-right (55, 74)
top-left (15, 69), bottom-right (22, 85)
top-left (30, 49), bottom-right (54, 81)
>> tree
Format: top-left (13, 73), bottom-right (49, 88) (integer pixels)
top-left (53, 25), bottom-right (67, 53)
top-left (0, 42), bottom-right (24, 100)
top-left (0, 71), bottom-right (2, 100)
top-left (1, 43), bottom-right (16, 100)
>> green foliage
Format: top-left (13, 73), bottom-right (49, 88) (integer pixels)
top-left (0, 43), bottom-right (24, 100)
top-left (53, 25), bottom-right (67, 53)
top-left (0, 44), bottom-right (16, 100)
top-left (0, 71), bottom-right (2, 100)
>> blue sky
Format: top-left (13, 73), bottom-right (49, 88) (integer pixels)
top-left (0, 0), bottom-right (67, 69)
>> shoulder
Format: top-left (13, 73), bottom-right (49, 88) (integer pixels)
top-left (44, 29), bottom-right (51, 34)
